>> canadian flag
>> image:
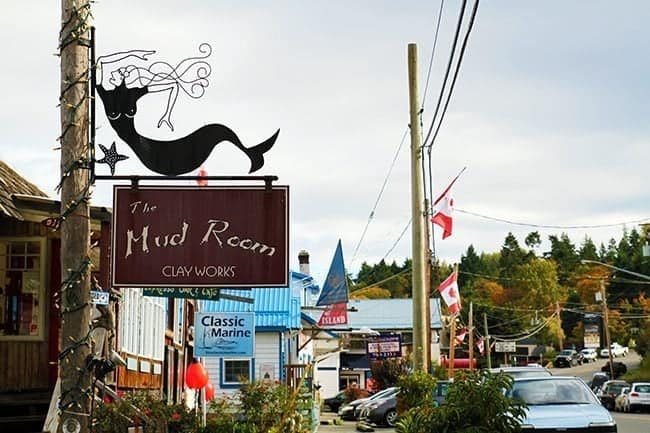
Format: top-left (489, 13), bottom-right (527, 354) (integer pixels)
top-left (431, 188), bottom-right (454, 239)
top-left (196, 166), bottom-right (208, 186)
top-left (476, 337), bottom-right (485, 355)
top-left (455, 327), bottom-right (468, 344)
top-left (438, 271), bottom-right (461, 314)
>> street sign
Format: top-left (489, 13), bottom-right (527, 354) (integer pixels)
top-left (195, 312), bottom-right (255, 357)
top-left (494, 341), bottom-right (516, 353)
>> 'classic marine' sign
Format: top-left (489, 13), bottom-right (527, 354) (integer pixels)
top-left (195, 312), bottom-right (254, 357)
top-left (111, 185), bottom-right (288, 288)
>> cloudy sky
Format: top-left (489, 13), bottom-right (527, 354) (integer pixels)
top-left (1, 1), bottom-right (648, 284)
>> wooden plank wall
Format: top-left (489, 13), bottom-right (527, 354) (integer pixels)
top-left (0, 219), bottom-right (51, 391)
top-left (0, 340), bottom-right (49, 391)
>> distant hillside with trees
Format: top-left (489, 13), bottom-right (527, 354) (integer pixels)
top-left (349, 227), bottom-right (650, 351)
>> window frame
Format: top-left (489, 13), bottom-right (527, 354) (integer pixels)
top-left (0, 237), bottom-right (46, 341)
top-left (221, 358), bottom-right (253, 387)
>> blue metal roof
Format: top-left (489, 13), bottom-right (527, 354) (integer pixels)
top-left (201, 271), bottom-right (308, 330)
top-left (304, 298), bottom-right (443, 330)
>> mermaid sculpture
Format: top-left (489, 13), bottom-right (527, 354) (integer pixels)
top-left (95, 44), bottom-right (278, 176)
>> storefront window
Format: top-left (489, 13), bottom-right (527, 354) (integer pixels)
top-left (0, 238), bottom-right (45, 339)
top-left (223, 359), bottom-right (251, 384)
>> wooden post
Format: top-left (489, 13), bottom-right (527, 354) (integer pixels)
top-left (59, 1), bottom-right (92, 432)
top-left (483, 313), bottom-right (492, 369)
top-left (448, 313), bottom-right (456, 379)
top-left (468, 302), bottom-right (474, 371)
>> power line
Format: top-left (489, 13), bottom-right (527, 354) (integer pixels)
top-left (349, 128), bottom-right (409, 267)
top-left (421, 0), bottom-right (446, 110)
top-left (381, 218), bottom-right (412, 262)
top-left (422, 0), bottom-right (468, 147)
top-left (426, 0), bottom-right (480, 149)
top-left (456, 208), bottom-right (650, 229)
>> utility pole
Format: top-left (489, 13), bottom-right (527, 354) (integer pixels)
top-left (556, 301), bottom-right (564, 350)
top-left (483, 313), bottom-right (491, 369)
top-left (59, 1), bottom-right (92, 432)
top-left (600, 280), bottom-right (615, 379)
top-left (407, 43), bottom-right (429, 372)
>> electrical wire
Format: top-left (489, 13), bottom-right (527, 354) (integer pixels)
top-left (349, 128), bottom-right (409, 267)
top-left (421, 0), bottom-right (447, 110)
top-left (426, 0), bottom-right (480, 149)
top-left (456, 208), bottom-right (650, 229)
top-left (422, 0), bottom-right (468, 147)
top-left (381, 218), bottom-right (412, 262)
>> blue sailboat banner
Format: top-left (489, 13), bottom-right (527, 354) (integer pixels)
top-left (316, 240), bottom-right (349, 306)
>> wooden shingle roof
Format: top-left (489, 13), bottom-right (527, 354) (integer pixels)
top-left (0, 160), bottom-right (48, 220)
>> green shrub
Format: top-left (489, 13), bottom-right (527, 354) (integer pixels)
top-left (396, 370), bottom-right (437, 414)
top-left (92, 391), bottom-right (198, 433)
top-left (396, 370), bottom-right (527, 433)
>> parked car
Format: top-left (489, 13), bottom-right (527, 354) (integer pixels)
top-left (614, 387), bottom-right (629, 412)
top-left (600, 342), bottom-right (629, 358)
top-left (601, 361), bottom-right (627, 379)
top-left (323, 391), bottom-right (346, 412)
top-left (553, 349), bottom-right (581, 368)
top-left (596, 380), bottom-right (630, 410)
top-left (358, 394), bottom-right (398, 427)
top-left (619, 382), bottom-right (650, 413)
top-left (509, 376), bottom-right (616, 432)
top-left (488, 366), bottom-right (552, 378)
top-left (580, 348), bottom-right (598, 362)
top-left (589, 372), bottom-right (610, 393)
top-left (339, 387), bottom-right (398, 421)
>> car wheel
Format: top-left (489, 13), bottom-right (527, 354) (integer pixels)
top-left (385, 409), bottom-right (398, 427)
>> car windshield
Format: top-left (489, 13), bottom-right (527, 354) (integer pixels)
top-left (605, 383), bottom-right (628, 394)
top-left (489, 368), bottom-right (552, 378)
top-left (559, 350), bottom-right (573, 356)
top-left (510, 378), bottom-right (600, 406)
top-left (635, 385), bottom-right (650, 393)
top-left (370, 387), bottom-right (397, 400)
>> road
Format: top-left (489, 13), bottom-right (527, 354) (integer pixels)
top-left (318, 352), bottom-right (647, 433)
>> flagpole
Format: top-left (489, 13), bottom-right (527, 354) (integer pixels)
top-left (433, 166), bottom-right (467, 206)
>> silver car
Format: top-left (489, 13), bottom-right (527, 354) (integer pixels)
top-left (509, 376), bottom-right (617, 432)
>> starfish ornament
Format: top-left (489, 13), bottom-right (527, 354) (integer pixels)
top-left (96, 142), bottom-right (128, 175)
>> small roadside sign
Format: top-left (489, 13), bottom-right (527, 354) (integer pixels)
top-left (494, 341), bottom-right (516, 353)
top-left (90, 290), bottom-right (110, 305)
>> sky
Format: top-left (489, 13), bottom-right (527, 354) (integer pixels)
top-left (1, 1), bottom-right (648, 285)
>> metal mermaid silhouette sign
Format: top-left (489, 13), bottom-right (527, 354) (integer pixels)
top-left (95, 44), bottom-right (278, 176)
